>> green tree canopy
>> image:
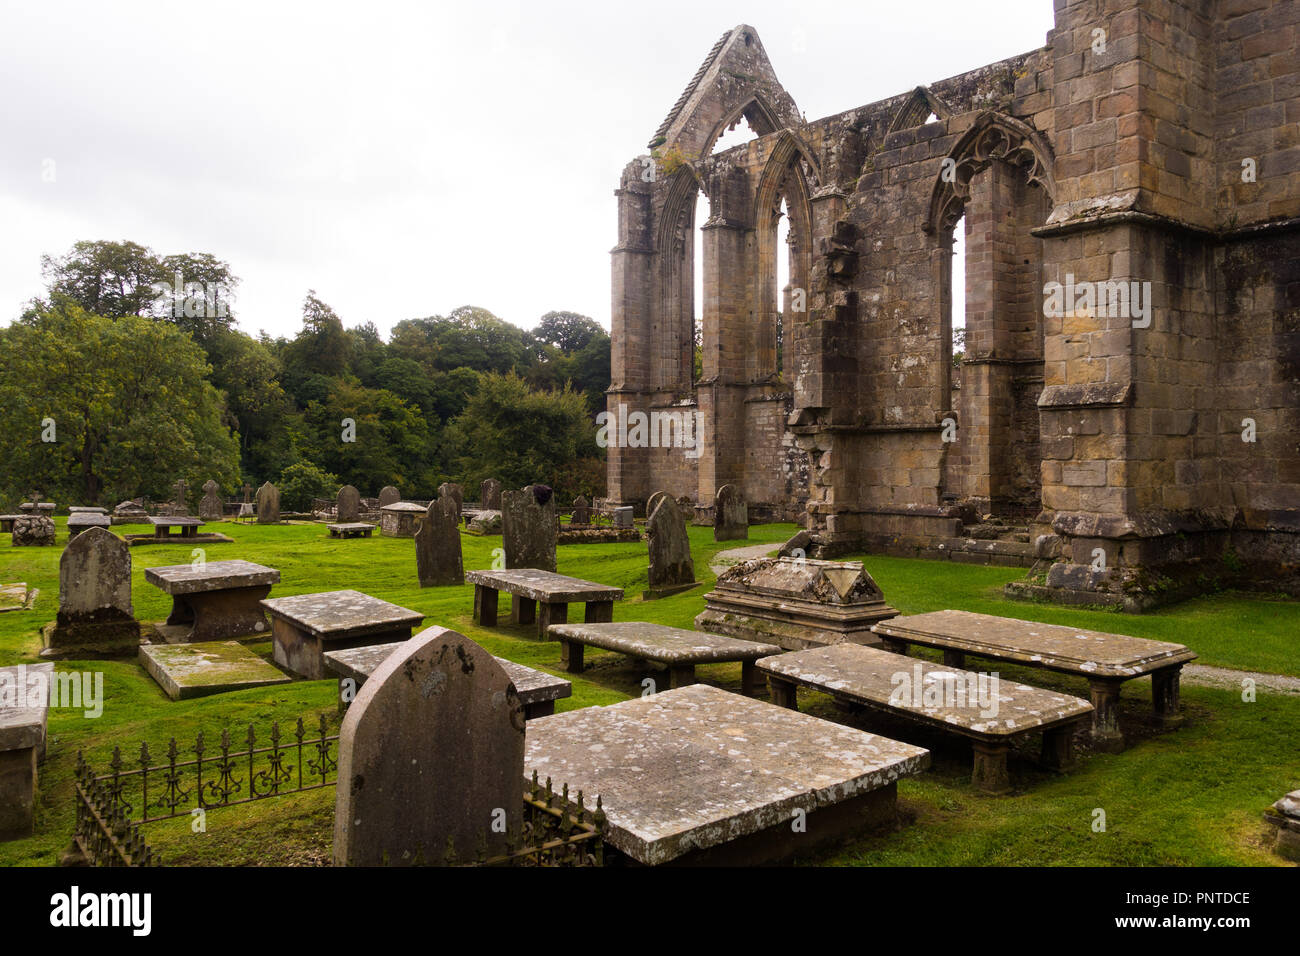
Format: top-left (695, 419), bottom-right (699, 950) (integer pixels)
top-left (0, 302), bottom-right (241, 506)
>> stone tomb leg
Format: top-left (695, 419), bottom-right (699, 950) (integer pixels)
top-left (1087, 678), bottom-right (1126, 753)
top-left (560, 638), bottom-right (584, 672)
top-left (768, 675), bottom-right (798, 710)
top-left (1152, 665), bottom-right (1184, 728)
top-left (511, 596), bottom-right (536, 627)
top-left (668, 664), bottom-right (695, 689)
top-left (1041, 725), bottom-right (1076, 771)
top-left (474, 585), bottom-right (499, 627)
top-left (971, 741), bottom-right (1012, 795)
top-left (537, 601), bottom-right (568, 637)
top-left (584, 600), bottom-right (614, 623)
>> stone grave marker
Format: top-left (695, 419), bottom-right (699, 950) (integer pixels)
top-left (41, 526), bottom-right (139, 658)
top-left (436, 482), bottom-right (464, 515)
top-left (333, 626), bottom-right (524, 866)
top-left (645, 496), bottom-right (696, 599)
top-left (571, 496), bottom-right (590, 524)
top-left (646, 491), bottom-right (671, 520)
top-left (11, 515), bottom-right (55, 547)
top-left (336, 485), bottom-right (361, 523)
top-left (199, 480), bottom-right (224, 522)
top-left (415, 496), bottom-right (464, 587)
top-left (256, 481), bottom-right (280, 524)
top-left (502, 486), bottom-right (557, 572)
top-left (467, 510), bottom-right (502, 535)
top-left (479, 478), bottom-right (502, 510)
top-left (714, 484), bottom-right (748, 541)
top-left (377, 486), bottom-right (400, 509)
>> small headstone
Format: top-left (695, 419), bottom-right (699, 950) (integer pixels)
top-left (713, 484), bottom-right (748, 542)
top-left (336, 485), bottom-right (362, 523)
top-left (645, 496), bottom-right (696, 599)
top-left (40, 526), bottom-right (139, 658)
top-left (612, 506), bottom-right (634, 529)
top-left (171, 479), bottom-right (190, 517)
top-left (436, 482), bottom-right (464, 515)
top-left (11, 515), bottom-right (55, 547)
top-left (572, 496), bottom-right (590, 524)
top-left (415, 496), bottom-right (464, 587)
top-left (479, 478), bottom-right (502, 510)
top-left (256, 481), bottom-right (280, 524)
top-left (199, 480), bottom-right (223, 522)
top-left (333, 626), bottom-right (524, 866)
top-left (377, 486), bottom-right (400, 509)
top-left (502, 488), bottom-right (557, 572)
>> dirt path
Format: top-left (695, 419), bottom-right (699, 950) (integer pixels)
top-left (709, 542), bottom-right (781, 577)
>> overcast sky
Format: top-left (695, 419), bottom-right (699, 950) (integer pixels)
top-left (0, 0), bottom-right (1053, 340)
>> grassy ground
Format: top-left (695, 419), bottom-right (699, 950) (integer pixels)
top-left (0, 518), bottom-right (1295, 866)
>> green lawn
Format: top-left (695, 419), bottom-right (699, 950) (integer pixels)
top-left (0, 518), bottom-right (1295, 866)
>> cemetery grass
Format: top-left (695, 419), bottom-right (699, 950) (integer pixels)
top-left (0, 519), bottom-right (1294, 867)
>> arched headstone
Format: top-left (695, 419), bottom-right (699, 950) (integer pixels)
top-left (714, 484), bottom-right (748, 541)
top-left (333, 627), bottom-right (524, 866)
top-left (337, 485), bottom-right (362, 523)
top-left (256, 482), bottom-right (280, 524)
top-left (40, 526), bottom-right (138, 658)
top-left (377, 486), bottom-right (400, 509)
top-left (645, 496), bottom-right (696, 599)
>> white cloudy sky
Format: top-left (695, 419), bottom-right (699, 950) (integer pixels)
top-left (0, 0), bottom-right (1053, 339)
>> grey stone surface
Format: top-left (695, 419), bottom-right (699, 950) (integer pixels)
top-left (262, 589), bottom-right (422, 640)
top-left (467, 510), bottom-right (502, 535)
top-left (696, 556), bottom-right (899, 650)
top-left (66, 513), bottom-right (111, 537)
top-left (758, 643), bottom-right (1094, 737)
top-left (465, 569), bottom-right (623, 603)
top-left (334, 627), bottom-right (524, 866)
top-left (139, 641), bottom-right (291, 701)
top-left (199, 480), bottom-right (223, 521)
top-left (416, 496), bottom-right (463, 587)
top-left (479, 478), bottom-right (502, 510)
top-left (112, 500), bottom-right (149, 523)
top-left (548, 621), bottom-right (780, 664)
top-left (145, 560), bottom-right (280, 643)
top-left (714, 484), bottom-right (748, 542)
top-left (645, 496), bottom-right (695, 598)
top-left (255, 481), bottom-right (280, 524)
top-left (145, 560), bottom-right (279, 595)
top-left (502, 487), bottom-right (557, 572)
top-left (872, 610), bottom-right (1198, 678)
top-left (524, 684), bottom-right (930, 865)
top-left (67, 507), bottom-right (108, 514)
top-left (1273, 790), bottom-right (1300, 820)
top-left (323, 639), bottom-right (572, 710)
top-left (0, 662), bottom-right (53, 842)
top-left (377, 486), bottom-right (400, 509)
top-left (380, 502), bottom-right (425, 538)
top-left (41, 527), bottom-right (139, 659)
top-left (612, 506), bottom-right (633, 528)
top-left (336, 485), bottom-right (362, 523)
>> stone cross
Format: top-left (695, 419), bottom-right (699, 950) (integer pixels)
top-left (242, 483), bottom-right (252, 503)
top-left (200, 480), bottom-right (223, 522)
top-left (502, 487), bottom-right (557, 572)
top-left (333, 627), bottom-right (524, 866)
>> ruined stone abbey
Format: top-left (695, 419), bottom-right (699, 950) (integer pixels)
top-left (607, 0), bottom-right (1299, 609)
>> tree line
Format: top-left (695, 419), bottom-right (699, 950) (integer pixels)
top-left (0, 240), bottom-right (610, 511)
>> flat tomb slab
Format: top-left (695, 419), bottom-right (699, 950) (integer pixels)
top-left (0, 583), bottom-right (37, 613)
top-left (758, 644), bottom-right (1093, 738)
top-left (0, 663), bottom-right (53, 752)
top-left (322, 641), bottom-right (571, 710)
top-left (139, 641), bottom-right (291, 701)
top-left (326, 523), bottom-right (374, 538)
top-left (465, 569), bottom-right (624, 602)
top-left (524, 683), bottom-right (929, 865)
top-left (145, 560), bottom-right (280, 594)
top-left (871, 610), bottom-right (1196, 678)
top-left (548, 622), bottom-right (780, 664)
top-left (261, 590), bottom-right (423, 639)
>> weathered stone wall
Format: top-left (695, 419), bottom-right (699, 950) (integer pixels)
top-left (612, 2), bottom-right (1300, 606)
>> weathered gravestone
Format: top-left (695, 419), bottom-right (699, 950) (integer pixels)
top-left (333, 626), bottom-right (524, 866)
top-left (11, 515), bottom-right (55, 547)
top-left (256, 482), bottom-right (280, 524)
top-left (714, 484), bottom-right (748, 542)
top-left (501, 486), bottom-right (557, 572)
top-left (415, 496), bottom-right (464, 587)
top-left (40, 527), bottom-right (138, 658)
top-left (165, 479), bottom-right (190, 517)
top-left (112, 499), bottom-right (149, 524)
top-left (436, 482), bottom-right (464, 515)
top-left (199, 480), bottom-right (224, 522)
top-left (377, 486), bottom-right (400, 509)
top-left (336, 485), bottom-right (362, 523)
top-left (646, 491), bottom-right (671, 521)
top-left (571, 496), bottom-right (590, 524)
top-left (645, 496), bottom-right (696, 599)
top-left (479, 478), bottom-right (502, 510)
